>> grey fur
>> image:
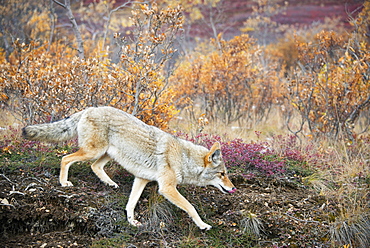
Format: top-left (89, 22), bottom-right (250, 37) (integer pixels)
top-left (22, 110), bottom-right (85, 142)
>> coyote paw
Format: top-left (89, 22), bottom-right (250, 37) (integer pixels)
top-left (129, 219), bottom-right (143, 227)
top-left (199, 223), bottom-right (212, 230)
top-left (109, 182), bottom-right (119, 188)
top-left (61, 181), bottom-right (73, 187)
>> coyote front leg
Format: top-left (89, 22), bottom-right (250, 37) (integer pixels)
top-left (90, 153), bottom-right (118, 188)
top-left (126, 177), bottom-right (150, 227)
top-left (159, 184), bottom-right (212, 230)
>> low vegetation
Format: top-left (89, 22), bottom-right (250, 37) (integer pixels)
top-left (1, 126), bottom-right (369, 247)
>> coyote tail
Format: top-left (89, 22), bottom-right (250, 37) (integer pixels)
top-left (22, 110), bottom-right (85, 142)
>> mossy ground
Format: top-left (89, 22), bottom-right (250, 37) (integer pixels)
top-left (1, 150), bottom-right (336, 247)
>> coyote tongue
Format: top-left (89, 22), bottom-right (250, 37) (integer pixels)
top-left (229, 187), bottom-right (237, 193)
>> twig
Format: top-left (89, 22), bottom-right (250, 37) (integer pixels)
top-left (25, 182), bottom-right (39, 191)
top-left (22, 177), bottom-right (48, 185)
top-left (0, 202), bottom-right (15, 208)
top-left (284, 213), bottom-right (321, 224)
top-left (52, 0), bottom-right (66, 8)
top-left (53, 189), bottom-right (69, 194)
top-left (102, 0), bottom-right (148, 50)
top-left (0, 198), bottom-right (15, 208)
top-left (10, 185), bottom-right (25, 196)
top-left (58, 194), bottom-right (79, 199)
top-left (0, 174), bottom-right (15, 185)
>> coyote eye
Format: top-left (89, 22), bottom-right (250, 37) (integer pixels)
top-left (219, 172), bottom-right (225, 177)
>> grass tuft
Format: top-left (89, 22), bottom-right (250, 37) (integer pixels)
top-left (142, 186), bottom-right (175, 232)
top-left (239, 211), bottom-right (264, 239)
top-left (329, 214), bottom-right (370, 248)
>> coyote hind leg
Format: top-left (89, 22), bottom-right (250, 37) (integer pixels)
top-left (90, 153), bottom-right (118, 188)
top-left (60, 148), bottom-right (104, 187)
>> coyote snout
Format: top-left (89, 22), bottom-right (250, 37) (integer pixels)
top-left (216, 181), bottom-right (237, 194)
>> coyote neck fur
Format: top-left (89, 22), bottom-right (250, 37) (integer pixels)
top-left (175, 140), bottom-right (210, 185)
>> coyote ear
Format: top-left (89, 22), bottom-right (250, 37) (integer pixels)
top-left (205, 142), bottom-right (222, 167)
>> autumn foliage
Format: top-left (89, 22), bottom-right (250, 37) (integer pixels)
top-left (171, 1), bottom-right (369, 140)
top-left (0, 2), bottom-right (183, 129)
top-left (172, 34), bottom-right (284, 125)
top-left (0, 0), bottom-right (369, 140)
top-left (287, 29), bottom-right (370, 140)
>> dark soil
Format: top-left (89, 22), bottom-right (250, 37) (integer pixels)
top-left (1, 162), bottom-right (333, 247)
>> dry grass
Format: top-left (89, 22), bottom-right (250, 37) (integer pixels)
top-left (169, 106), bottom-right (290, 142)
top-left (0, 109), bottom-right (24, 141)
top-left (303, 139), bottom-right (370, 247)
top-left (239, 211), bottom-right (264, 238)
top-left (329, 214), bottom-right (370, 248)
top-left (142, 185), bottom-right (175, 232)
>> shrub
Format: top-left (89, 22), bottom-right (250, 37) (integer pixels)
top-left (286, 26), bottom-right (370, 141)
top-left (177, 133), bottom-right (288, 177)
top-left (0, 4), bottom-right (183, 130)
top-left (171, 34), bottom-right (284, 126)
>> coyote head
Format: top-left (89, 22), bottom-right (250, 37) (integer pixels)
top-left (202, 142), bottom-right (236, 194)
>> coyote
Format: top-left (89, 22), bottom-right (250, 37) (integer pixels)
top-left (22, 106), bottom-right (236, 230)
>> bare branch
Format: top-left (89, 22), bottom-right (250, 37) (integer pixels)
top-left (52, 0), bottom-right (84, 59)
top-left (102, 0), bottom-right (148, 50)
top-left (52, 0), bottom-right (65, 9)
